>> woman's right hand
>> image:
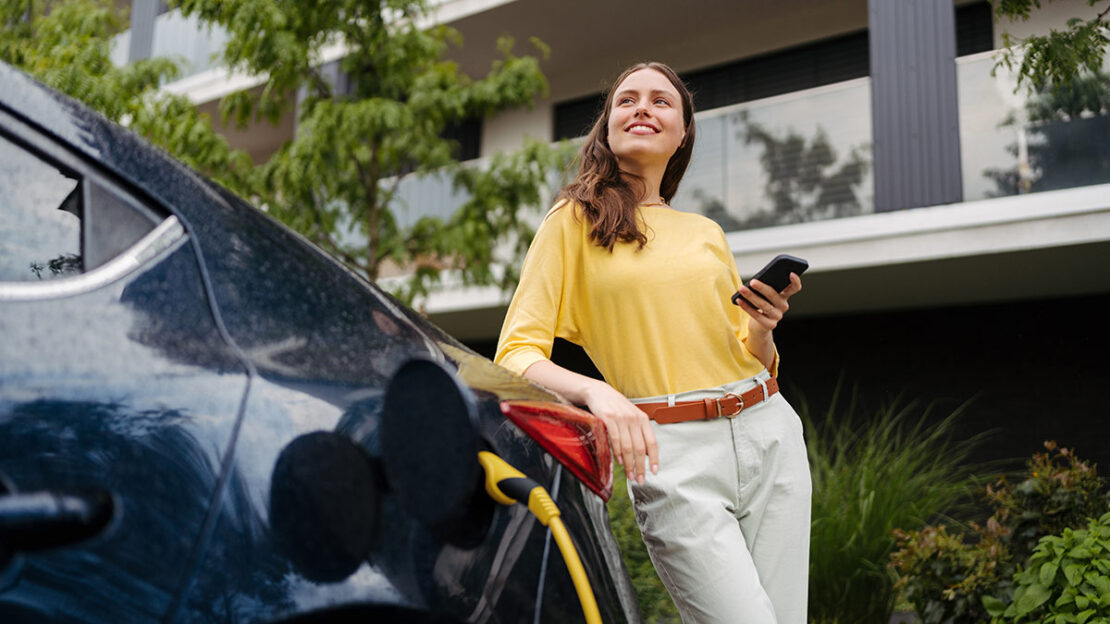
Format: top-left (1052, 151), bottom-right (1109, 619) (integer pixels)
top-left (520, 360), bottom-right (659, 484)
top-left (583, 380), bottom-right (659, 485)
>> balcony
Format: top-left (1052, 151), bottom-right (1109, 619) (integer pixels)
top-left (957, 50), bottom-right (1110, 202)
top-left (393, 49), bottom-right (1110, 240)
top-left (421, 52), bottom-right (1110, 328)
top-left (123, 22), bottom-right (1109, 324)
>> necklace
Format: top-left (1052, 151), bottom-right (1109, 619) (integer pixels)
top-left (640, 197), bottom-right (668, 207)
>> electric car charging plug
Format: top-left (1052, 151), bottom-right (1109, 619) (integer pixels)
top-left (476, 451), bottom-right (602, 624)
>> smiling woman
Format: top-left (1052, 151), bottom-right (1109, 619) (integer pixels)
top-left (495, 61), bottom-right (811, 624)
top-left (606, 71), bottom-right (687, 173)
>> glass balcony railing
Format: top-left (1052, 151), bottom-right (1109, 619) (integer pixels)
top-left (392, 169), bottom-right (473, 230)
top-left (111, 9), bottom-right (229, 78)
top-left (675, 77), bottom-right (874, 232)
top-left (958, 50), bottom-right (1110, 201)
top-left (391, 78), bottom-right (877, 235)
top-left (374, 52), bottom-right (1110, 234)
top-left (118, 9), bottom-right (1109, 238)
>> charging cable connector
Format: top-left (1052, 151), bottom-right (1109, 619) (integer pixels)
top-left (477, 451), bottom-right (601, 624)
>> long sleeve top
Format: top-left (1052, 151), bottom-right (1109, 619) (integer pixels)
top-left (494, 200), bottom-right (778, 400)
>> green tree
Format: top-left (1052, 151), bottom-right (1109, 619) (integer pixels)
top-left (2, 0), bottom-right (565, 303)
top-left (173, 0), bottom-right (566, 302)
top-left (0, 0), bottom-right (257, 197)
top-left (994, 0), bottom-right (1110, 93)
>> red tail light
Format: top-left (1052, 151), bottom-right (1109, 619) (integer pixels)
top-left (499, 401), bottom-right (613, 501)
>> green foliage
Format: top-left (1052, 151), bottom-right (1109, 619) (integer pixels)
top-left (803, 386), bottom-right (987, 624)
top-left (890, 442), bottom-right (1110, 624)
top-left (893, 521), bottom-right (1011, 623)
top-left (0, 0), bottom-right (256, 197)
top-left (987, 511), bottom-right (1110, 623)
top-left (3, 0), bottom-right (562, 303)
top-left (173, 0), bottom-right (562, 301)
top-left (607, 466), bottom-right (679, 623)
top-left (989, 443), bottom-right (1108, 559)
top-left (994, 0), bottom-right (1110, 93)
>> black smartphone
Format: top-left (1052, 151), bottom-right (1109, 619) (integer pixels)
top-left (731, 254), bottom-right (809, 308)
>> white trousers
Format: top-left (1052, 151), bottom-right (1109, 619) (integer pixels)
top-left (627, 372), bottom-right (811, 624)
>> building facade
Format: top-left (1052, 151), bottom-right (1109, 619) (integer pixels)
top-left (127, 0), bottom-right (1110, 465)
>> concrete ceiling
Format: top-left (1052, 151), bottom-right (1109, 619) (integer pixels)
top-left (442, 0), bottom-right (870, 101)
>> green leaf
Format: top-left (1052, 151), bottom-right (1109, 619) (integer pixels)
top-left (1041, 560), bottom-right (1061, 585)
top-left (1076, 610), bottom-right (1096, 624)
top-left (1065, 564), bottom-right (1085, 586)
top-left (983, 595), bottom-right (1008, 616)
top-left (1087, 572), bottom-right (1110, 596)
top-left (1015, 582), bottom-right (1052, 617)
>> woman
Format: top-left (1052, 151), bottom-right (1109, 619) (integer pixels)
top-left (495, 62), bottom-right (810, 623)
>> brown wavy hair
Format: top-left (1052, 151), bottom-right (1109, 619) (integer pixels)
top-left (559, 62), bottom-right (696, 251)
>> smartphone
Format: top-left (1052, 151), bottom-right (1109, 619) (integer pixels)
top-left (731, 254), bottom-right (809, 308)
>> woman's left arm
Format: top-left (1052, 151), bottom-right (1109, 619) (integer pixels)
top-left (733, 273), bottom-right (803, 371)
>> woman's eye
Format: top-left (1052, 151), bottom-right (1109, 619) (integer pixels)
top-left (655, 98), bottom-right (670, 106)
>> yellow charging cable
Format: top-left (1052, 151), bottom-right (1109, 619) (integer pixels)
top-left (477, 451), bottom-right (602, 624)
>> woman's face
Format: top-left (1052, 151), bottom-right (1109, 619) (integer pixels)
top-left (606, 68), bottom-right (686, 172)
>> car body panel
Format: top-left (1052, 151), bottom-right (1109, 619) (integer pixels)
top-left (0, 240), bottom-right (249, 621)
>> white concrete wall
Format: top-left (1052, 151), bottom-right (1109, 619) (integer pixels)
top-left (480, 99), bottom-right (554, 156)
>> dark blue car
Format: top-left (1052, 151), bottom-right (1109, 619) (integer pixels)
top-left (0, 62), bottom-right (639, 623)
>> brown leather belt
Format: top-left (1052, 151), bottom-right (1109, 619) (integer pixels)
top-left (636, 378), bottom-right (779, 424)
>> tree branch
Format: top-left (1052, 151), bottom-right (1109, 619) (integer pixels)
top-left (306, 66), bottom-right (333, 100)
top-left (372, 172), bottom-right (407, 267)
top-left (351, 145), bottom-right (381, 281)
top-left (1096, 0), bottom-right (1110, 23)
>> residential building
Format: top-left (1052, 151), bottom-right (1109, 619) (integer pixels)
top-left (122, 0), bottom-right (1110, 466)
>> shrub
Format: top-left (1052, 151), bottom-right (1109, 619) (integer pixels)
top-left (891, 442), bottom-right (1110, 624)
top-left (803, 387), bottom-right (987, 624)
top-left (985, 511), bottom-right (1110, 623)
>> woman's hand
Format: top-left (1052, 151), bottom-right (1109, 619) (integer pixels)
top-left (734, 272), bottom-right (803, 370)
top-left (521, 360), bottom-right (659, 484)
top-left (734, 272), bottom-right (803, 333)
top-left (583, 380), bottom-right (658, 485)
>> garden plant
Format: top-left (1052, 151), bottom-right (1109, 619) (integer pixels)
top-left (891, 442), bottom-right (1110, 624)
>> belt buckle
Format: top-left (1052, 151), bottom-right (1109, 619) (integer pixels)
top-left (717, 393), bottom-right (744, 419)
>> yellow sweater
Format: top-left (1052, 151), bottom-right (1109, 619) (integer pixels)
top-left (495, 200), bottom-right (777, 399)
